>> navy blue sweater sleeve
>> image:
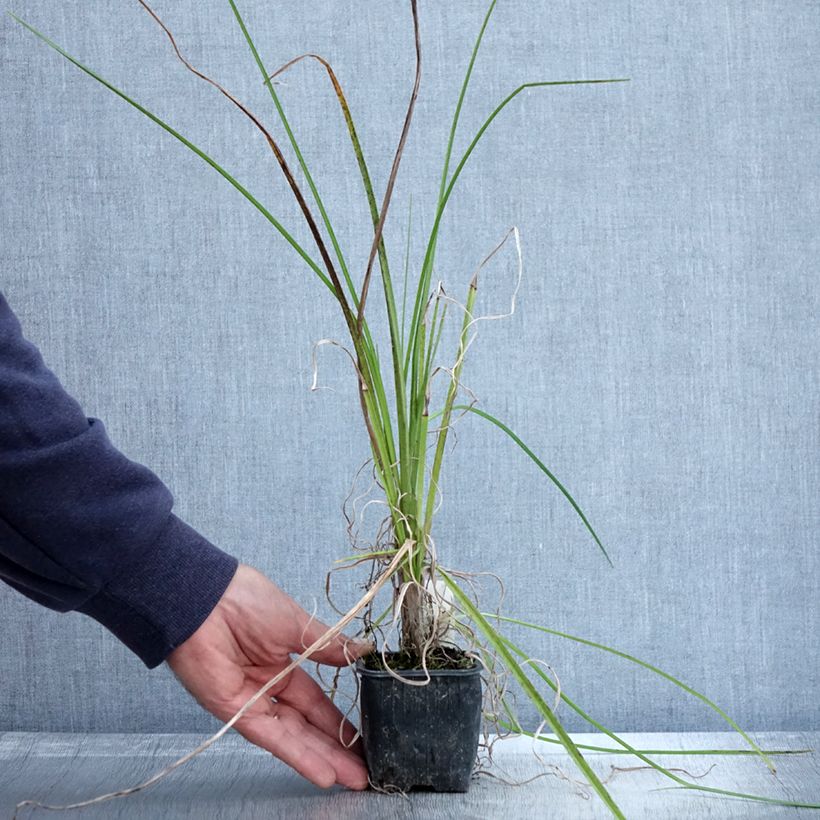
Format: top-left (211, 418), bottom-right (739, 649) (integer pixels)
top-left (0, 293), bottom-right (238, 667)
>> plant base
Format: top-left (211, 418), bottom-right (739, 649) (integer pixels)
top-left (356, 653), bottom-right (482, 792)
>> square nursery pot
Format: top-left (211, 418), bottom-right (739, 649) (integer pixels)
top-left (356, 658), bottom-right (482, 792)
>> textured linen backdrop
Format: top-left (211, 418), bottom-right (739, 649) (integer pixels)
top-left (0, 1), bottom-right (817, 734)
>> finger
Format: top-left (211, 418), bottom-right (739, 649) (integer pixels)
top-left (237, 703), bottom-right (367, 790)
top-left (236, 707), bottom-right (336, 789)
top-left (296, 616), bottom-right (373, 667)
top-left (295, 716), bottom-right (369, 790)
top-left (278, 666), bottom-right (362, 750)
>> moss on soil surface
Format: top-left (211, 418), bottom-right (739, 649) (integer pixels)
top-left (361, 647), bottom-right (476, 671)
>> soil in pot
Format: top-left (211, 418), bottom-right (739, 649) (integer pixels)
top-left (356, 649), bottom-right (482, 792)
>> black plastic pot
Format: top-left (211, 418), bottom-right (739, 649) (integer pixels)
top-left (356, 659), bottom-right (482, 792)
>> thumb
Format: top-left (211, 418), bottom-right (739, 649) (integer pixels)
top-left (297, 615), bottom-right (373, 667)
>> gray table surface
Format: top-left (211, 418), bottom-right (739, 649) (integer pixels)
top-left (1, 731), bottom-right (818, 819)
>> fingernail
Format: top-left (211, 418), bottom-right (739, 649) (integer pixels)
top-left (343, 634), bottom-right (373, 650)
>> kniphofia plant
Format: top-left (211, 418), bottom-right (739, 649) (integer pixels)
top-left (10, 2), bottom-right (819, 816)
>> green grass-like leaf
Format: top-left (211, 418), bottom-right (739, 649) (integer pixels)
top-left (440, 569), bottom-right (626, 819)
top-left (497, 725), bottom-right (809, 757)
top-left (496, 630), bottom-right (819, 809)
top-left (7, 13), bottom-right (333, 293)
top-left (488, 612), bottom-right (775, 772)
top-left (448, 404), bottom-right (612, 564)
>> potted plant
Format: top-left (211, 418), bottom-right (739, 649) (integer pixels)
top-left (10, 2), bottom-right (819, 816)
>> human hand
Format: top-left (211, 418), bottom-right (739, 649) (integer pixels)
top-left (167, 563), bottom-right (371, 790)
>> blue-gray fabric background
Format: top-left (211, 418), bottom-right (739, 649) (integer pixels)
top-left (1, 1), bottom-right (817, 735)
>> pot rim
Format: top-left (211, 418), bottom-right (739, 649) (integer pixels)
top-left (355, 656), bottom-right (481, 679)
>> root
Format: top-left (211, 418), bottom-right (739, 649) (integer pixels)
top-left (310, 338), bottom-right (366, 392)
top-left (601, 763), bottom-right (718, 785)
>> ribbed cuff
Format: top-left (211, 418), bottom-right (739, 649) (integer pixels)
top-left (77, 514), bottom-right (238, 668)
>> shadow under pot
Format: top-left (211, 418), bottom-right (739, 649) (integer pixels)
top-left (355, 657), bottom-right (483, 792)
